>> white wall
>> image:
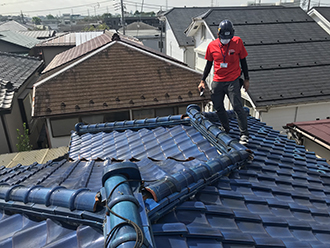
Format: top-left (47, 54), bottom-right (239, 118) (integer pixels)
top-left (184, 46), bottom-right (195, 68)
top-left (304, 138), bottom-right (330, 162)
top-left (165, 20), bottom-right (184, 62)
top-left (260, 102), bottom-right (330, 132)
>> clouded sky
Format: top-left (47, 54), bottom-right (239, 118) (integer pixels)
top-left (0, 0), bottom-right (328, 17)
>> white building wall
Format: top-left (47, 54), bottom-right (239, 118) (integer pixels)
top-left (165, 20), bottom-right (184, 62)
top-left (260, 102), bottom-right (330, 132)
top-left (184, 47), bottom-right (195, 69)
top-left (303, 138), bottom-right (330, 162)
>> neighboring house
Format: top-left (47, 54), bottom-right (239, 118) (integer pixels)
top-left (184, 6), bottom-right (330, 132)
top-left (0, 20), bottom-right (30, 32)
top-left (0, 52), bottom-right (44, 154)
top-left (1, 105), bottom-right (330, 247)
top-left (285, 118), bottom-right (330, 161)
top-left (160, 7), bottom-right (210, 68)
top-left (118, 21), bottom-right (165, 53)
top-left (0, 146), bottom-right (68, 167)
top-left (308, 7), bottom-right (330, 35)
top-left (104, 16), bottom-right (161, 31)
top-left (41, 18), bottom-right (60, 31)
top-left (0, 30), bottom-right (40, 55)
top-left (17, 30), bottom-right (56, 40)
top-left (32, 31), bottom-right (211, 148)
top-left (34, 31), bottom-right (103, 65)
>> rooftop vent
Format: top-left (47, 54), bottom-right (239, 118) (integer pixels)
top-left (129, 99), bottom-right (134, 104)
top-left (103, 102), bottom-right (108, 107)
top-left (178, 95), bottom-right (182, 100)
top-left (115, 97), bottom-right (120, 102)
top-left (140, 95), bottom-right (145, 99)
top-left (61, 102), bottom-right (66, 108)
top-left (75, 105), bottom-right (80, 110)
top-left (165, 93), bottom-right (170, 98)
top-left (89, 99), bottom-right (94, 104)
top-left (154, 97), bottom-right (158, 102)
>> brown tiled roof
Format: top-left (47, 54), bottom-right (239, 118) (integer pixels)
top-left (33, 41), bottom-right (210, 117)
top-left (42, 33), bottom-right (112, 74)
top-left (42, 30), bottom-right (180, 75)
top-left (289, 119), bottom-right (330, 145)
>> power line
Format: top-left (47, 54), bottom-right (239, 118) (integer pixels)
top-left (0, 0), bottom-right (173, 16)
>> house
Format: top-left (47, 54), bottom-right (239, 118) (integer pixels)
top-left (34, 31), bottom-right (103, 65)
top-left (118, 21), bottom-right (165, 53)
top-left (0, 20), bottom-right (32, 32)
top-left (285, 118), bottom-right (330, 161)
top-left (308, 7), bottom-right (330, 35)
top-left (32, 31), bottom-right (211, 148)
top-left (184, 6), bottom-right (330, 132)
top-left (0, 30), bottom-right (40, 55)
top-left (17, 30), bottom-right (56, 40)
top-left (1, 105), bottom-right (330, 247)
top-left (0, 52), bottom-right (44, 154)
top-left (41, 18), bottom-right (60, 31)
top-left (0, 146), bottom-right (68, 167)
top-left (160, 7), bottom-right (210, 68)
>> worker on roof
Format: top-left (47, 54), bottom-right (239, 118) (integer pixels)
top-left (198, 19), bottom-right (250, 144)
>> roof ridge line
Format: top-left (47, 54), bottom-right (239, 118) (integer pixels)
top-left (0, 51), bottom-right (41, 61)
top-left (250, 62), bottom-right (330, 72)
top-left (0, 184), bottom-right (99, 212)
top-left (147, 152), bottom-right (250, 222)
top-left (245, 39), bottom-right (330, 47)
top-left (74, 115), bottom-right (188, 134)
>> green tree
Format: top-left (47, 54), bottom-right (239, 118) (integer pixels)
top-left (16, 123), bottom-right (32, 152)
top-left (46, 14), bottom-right (55, 19)
top-left (32, 16), bottom-right (41, 25)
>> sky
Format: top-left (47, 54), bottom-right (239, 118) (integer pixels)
top-left (0, 0), bottom-right (329, 17)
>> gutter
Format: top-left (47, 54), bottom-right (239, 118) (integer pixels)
top-left (285, 125), bottom-right (330, 151)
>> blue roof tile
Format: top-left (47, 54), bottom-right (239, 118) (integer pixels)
top-left (1, 105), bottom-right (330, 247)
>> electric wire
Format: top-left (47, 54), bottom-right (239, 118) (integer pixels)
top-left (103, 178), bottom-right (157, 248)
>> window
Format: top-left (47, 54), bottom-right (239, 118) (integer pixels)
top-left (104, 111), bottom-right (130, 122)
top-left (50, 117), bottom-right (79, 137)
top-left (133, 109), bottom-right (154, 119)
top-left (155, 107), bottom-right (174, 117)
top-left (81, 115), bottom-right (104, 124)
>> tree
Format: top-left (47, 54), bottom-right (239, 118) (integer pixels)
top-left (32, 16), bottom-right (41, 25)
top-left (46, 14), bottom-right (55, 19)
top-left (16, 123), bottom-right (32, 152)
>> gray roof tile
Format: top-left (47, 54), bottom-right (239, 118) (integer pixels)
top-left (201, 7), bottom-right (330, 107)
top-left (0, 52), bottom-right (43, 89)
top-left (0, 30), bottom-right (40, 49)
top-left (163, 7), bottom-right (210, 46)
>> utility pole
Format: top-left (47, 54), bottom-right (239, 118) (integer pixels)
top-left (121, 0), bottom-right (125, 35)
top-left (307, 0), bottom-right (311, 11)
top-left (20, 10), bottom-right (25, 24)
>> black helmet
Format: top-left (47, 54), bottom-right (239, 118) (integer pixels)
top-left (218, 20), bottom-right (235, 39)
